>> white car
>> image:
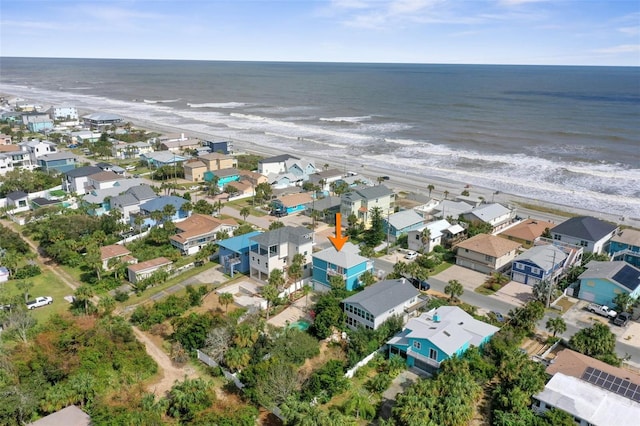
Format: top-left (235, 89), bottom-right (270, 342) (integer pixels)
top-left (404, 251), bottom-right (418, 260)
top-left (26, 296), bottom-right (53, 310)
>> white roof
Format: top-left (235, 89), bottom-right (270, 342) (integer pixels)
top-left (313, 241), bottom-right (370, 269)
top-left (387, 209), bottom-right (425, 230)
top-left (467, 203), bottom-right (511, 222)
top-left (535, 373), bottom-right (640, 426)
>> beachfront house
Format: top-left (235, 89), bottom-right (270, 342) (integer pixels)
top-left (608, 228), bottom-right (640, 268)
top-left (415, 199), bottom-right (473, 221)
top-left (203, 140), bottom-right (233, 155)
top-left (577, 261), bottom-right (640, 306)
top-left (511, 244), bottom-right (567, 286)
top-left (498, 219), bottom-right (555, 248)
top-left (461, 203), bottom-right (516, 233)
top-left (258, 154), bottom-right (299, 175)
top-left (312, 242), bottom-right (374, 291)
top-left (455, 233), bottom-right (522, 274)
top-left (159, 137), bottom-right (200, 153)
top-left (342, 278), bottom-right (424, 331)
top-left (387, 306), bottom-right (499, 373)
top-left (550, 216), bottom-right (618, 254)
top-left (248, 226), bottom-right (314, 283)
top-left (198, 152), bottom-right (237, 171)
top-left (169, 213), bottom-right (239, 255)
top-left (218, 231), bottom-right (263, 277)
top-left (127, 257), bottom-right (173, 284)
top-left (383, 209), bottom-right (426, 243)
top-left (533, 349), bottom-right (640, 426)
top-left (111, 141), bottom-right (154, 159)
top-left (49, 105), bottom-right (78, 121)
top-left (341, 185), bottom-right (395, 229)
top-left (272, 192), bottom-right (313, 215)
top-left (37, 152), bottom-right (78, 174)
top-left (82, 112), bottom-right (123, 130)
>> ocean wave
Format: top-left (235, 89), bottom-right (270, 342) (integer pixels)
top-left (188, 102), bottom-right (249, 108)
top-left (384, 138), bottom-right (421, 146)
top-left (144, 99), bottom-right (181, 104)
top-left (319, 116), bottom-right (371, 123)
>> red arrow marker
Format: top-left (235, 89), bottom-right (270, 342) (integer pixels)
top-left (328, 213), bottom-right (349, 251)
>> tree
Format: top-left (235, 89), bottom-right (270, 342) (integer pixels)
top-left (133, 214), bottom-right (145, 232)
top-left (5, 308), bottom-right (36, 343)
top-left (569, 322), bottom-right (619, 365)
top-left (614, 292), bottom-right (635, 313)
top-left (365, 206), bottom-right (385, 247)
top-left (269, 268), bottom-right (286, 292)
top-left (427, 184), bottom-right (435, 198)
top-left (166, 378), bottom-right (213, 422)
top-left (532, 279), bottom-right (555, 307)
top-left (253, 358), bottom-right (302, 408)
top-left (545, 316), bottom-right (566, 337)
top-left (97, 295), bottom-right (116, 317)
top-left (16, 280), bottom-right (34, 303)
top-left (204, 327), bottom-right (231, 363)
top-left (444, 279), bottom-right (463, 302)
top-left (359, 270), bottom-right (376, 287)
top-left (484, 272), bottom-right (509, 290)
top-left (287, 253), bottom-right (305, 290)
top-left (218, 292), bottom-right (234, 313)
top-left (343, 390), bottom-right (376, 420)
top-left (75, 285), bottom-right (95, 315)
top-left (261, 284), bottom-right (279, 320)
top-left (302, 284), bottom-right (312, 309)
top-left (192, 199), bottom-right (215, 215)
top-left (162, 203), bottom-right (177, 223)
top-left (269, 220), bottom-right (284, 230)
top-left (254, 182), bottom-right (272, 204)
top-left (239, 206), bottom-right (251, 222)
top-left (84, 243), bottom-right (103, 280)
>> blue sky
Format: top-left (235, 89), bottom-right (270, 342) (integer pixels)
top-left (1, 0), bottom-right (638, 65)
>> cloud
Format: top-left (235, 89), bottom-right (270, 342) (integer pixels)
top-left (594, 44), bottom-right (640, 54)
top-left (0, 20), bottom-right (65, 31)
top-left (619, 26), bottom-right (639, 36)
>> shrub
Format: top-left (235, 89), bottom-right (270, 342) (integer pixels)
top-left (114, 289), bottom-right (130, 302)
top-left (12, 264), bottom-right (41, 279)
top-left (366, 373), bottom-right (392, 393)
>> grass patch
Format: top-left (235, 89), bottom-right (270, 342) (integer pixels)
top-left (553, 296), bottom-right (576, 313)
top-left (3, 271), bottom-right (74, 323)
top-left (514, 202), bottom-right (576, 218)
top-left (475, 285), bottom-right (497, 296)
top-left (430, 261), bottom-right (454, 275)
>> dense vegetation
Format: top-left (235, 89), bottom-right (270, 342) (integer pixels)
top-left (0, 169), bottom-right (61, 197)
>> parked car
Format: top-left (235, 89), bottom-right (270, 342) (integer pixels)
top-left (587, 303), bottom-right (617, 318)
top-left (404, 251), bottom-right (418, 261)
top-left (26, 296), bottom-right (53, 310)
top-left (613, 312), bottom-right (632, 327)
top-left (489, 311), bottom-right (505, 322)
top-left (405, 277), bottom-right (430, 291)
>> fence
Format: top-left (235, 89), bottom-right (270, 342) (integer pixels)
top-left (196, 349), bottom-right (244, 389)
top-left (345, 346), bottom-right (386, 379)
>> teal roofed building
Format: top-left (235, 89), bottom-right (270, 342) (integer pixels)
top-left (312, 242), bottom-right (374, 291)
top-left (203, 168), bottom-right (240, 189)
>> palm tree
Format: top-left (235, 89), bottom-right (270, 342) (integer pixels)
top-left (233, 323), bottom-right (259, 348)
top-left (75, 285), bottom-right (95, 315)
top-left (261, 284), bottom-right (279, 320)
top-left (444, 279), bottom-right (463, 302)
top-left (427, 184), bottom-right (435, 198)
top-left (163, 203), bottom-right (177, 222)
top-left (150, 210), bottom-right (163, 227)
top-left (98, 295), bottom-right (116, 317)
top-left (323, 163), bottom-right (329, 171)
top-left (302, 284), bottom-right (312, 309)
top-left (239, 206), bottom-right (251, 222)
top-left (420, 227), bottom-right (431, 251)
top-left (287, 253), bottom-right (304, 293)
top-left (484, 272), bottom-right (510, 290)
top-left (218, 292), bottom-right (234, 313)
top-left (343, 390), bottom-right (375, 420)
top-left (134, 214), bottom-right (144, 232)
top-left (545, 316), bottom-right (567, 338)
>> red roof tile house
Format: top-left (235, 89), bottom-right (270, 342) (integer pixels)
top-left (100, 244), bottom-right (137, 270)
top-left (127, 257), bottom-right (173, 283)
top-left (170, 214), bottom-right (239, 255)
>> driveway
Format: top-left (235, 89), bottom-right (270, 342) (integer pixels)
top-left (431, 265), bottom-right (487, 292)
top-left (490, 281), bottom-right (533, 307)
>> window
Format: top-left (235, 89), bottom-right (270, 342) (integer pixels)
top-left (485, 255), bottom-right (495, 262)
top-left (553, 234), bottom-right (561, 240)
top-left (515, 263), bottom-right (524, 270)
top-left (531, 267), bottom-right (540, 275)
top-left (429, 348), bottom-right (437, 360)
top-left (580, 240), bottom-right (589, 247)
top-left (413, 341), bottom-right (421, 350)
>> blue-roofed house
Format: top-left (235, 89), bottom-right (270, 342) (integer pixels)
top-left (37, 152), bottom-right (78, 174)
top-left (577, 261), bottom-right (640, 306)
top-left (312, 242), bottom-right (374, 291)
top-left (203, 168), bottom-right (240, 189)
top-left (383, 209), bottom-right (426, 242)
top-left (511, 244), bottom-right (568, 286)
top-left (462, 203), bottom-right (516, 233)
top-left (135, 195), bottom-right (190, 227)
top-left (609, 228), bottom-right (640, 268)
top-left (342, 278), bottom-right (425, 330)
top-left (387, 306), bottom-right (499, 373)
top-left (218, 231), bottom-right (263, 277)
top-left (551, 216), bottom-right (618, 254)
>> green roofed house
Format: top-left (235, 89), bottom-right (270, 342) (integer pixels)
top-left (342, 278), bottom-right (425, 330)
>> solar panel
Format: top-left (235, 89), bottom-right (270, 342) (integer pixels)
top-left (581, 367), bottom-right (640, 402)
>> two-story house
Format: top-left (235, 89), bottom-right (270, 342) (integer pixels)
top-left (198, 152), bottom-right (237, 171)
top-left (258, 154), bottom-right (299, 176)
top-left (82, 112), bottom-right (123, 130)
top-left (577, 261), bottom-right (640, 306)
top-left (461, 203), bottom-right (516, 233)
top-left (134, 195), bottom-right (191, 228)
top-left (82, 179), bottom-right (150, 217)
top-left (170, 214), bottom-right (239, 255)
top-left (407, 219), bottom-right (464, 253)
top-left (204, 168), bottom-right (241, 190)
top-left (19, 139), bottom-right (57, 164)
top-left (387, 306), bottom-right (499, 373)
top-left (140, 151), bottom-right (187, 168)
top-left (37, 152), bottom-right (78, 174)
top-left (511, 244), bottom-right (567, 286)
top-left (383, 209), bottom-right (426, 243)
top-left (498, 218), bottom-right (555, 248)
top-left (341, 185), bottom-right (395, 229)
top-left (203, 140), bottom-right (233, 155)
top-left (63, 166), bottom-right (103, 193)
top-left (608, 228), bottom-right (640, 268)
top-left (248, 226), bottom-right (314, 282)
top-left (183, 160), bottom-right (207, 182)
top-left (308, 169), bottom-right (344, 193)
top-left (551, 216), bottom-right (618, 254)
top-left (109, 184), bottom-right (158, 222)
top-left (342, 278), bottom-right (424, 330)
top-left (49, 105), bottom-right (78, 121)
top-left (85, 171), bottom-right (124, 191)
top-left (455, 233), bottom-right (522, 274)
top-left (218, 231), bottom-right (263, 277)
top-left (312, 242), bottom-right (374, 291)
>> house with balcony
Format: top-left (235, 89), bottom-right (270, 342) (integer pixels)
top-left (248, 226), bottom-right (314, 282)
top-left (203, 168), bottom-right (240, 190)
top-left (134, 195), bottom-right (191, 228)
top-left (533, 349), bottom-right (640, 426)
top-left (387, 306), bottom-right (499, 373)
top-left (455, 233), bottom-right (522, 274)
top-left (341, 185), bottom-right (395, 229)
top-left (127, 257), bottom-right (173, 284)
top-left (407, 219), bottom-right (465, 253)
top-left (258, 154), bottom-right (299, 175)
top-left (218, 231), bottom-right (262, 277)
top-left (551, 216), bottom-right (618, 254)
top-left (272, 192), bottom-right (313, 215)
top-left (109, 183), bottom-right (157, 222)
top-left (170, 214), bottom-right (239, 255)
top-left (461, 203), bottom-right (516, 233)
top-left (511, 244), bottom-right (567, 286)
top-left (383, 209), bottom-right (426, 243)
top-left (203, 140), bottom-right (233, 155)
top-left (609, 228), bottom-right (640, 268)
top-left (111, 141), bottom-right (154, 159)
top-left (342, 278), bottom-right (424, 330)
top-left (415, 199), bottom-right (473, 221)
top-left (140, 151), bottom-right (186, 168)
top-left (49, 105), bottom-right (78, 121)
top-left (19, 139), bottom-right (57, 164)
top-left (37, 152), bottom-right (78, 174)
top-left (82, 112), bottom-right (123, 130)
top-left (577, 261), bottom-right (640, 306)
top-left (198, 152), bottom-right (237, 171)
top-left (312, 242), bottom-right (374, 291)
top-left (498, 219), bottom-right (555, 248)
top-left (63, 166), bottom-right (102, 193)
top-left (82, 179), bottom-right (150, 217)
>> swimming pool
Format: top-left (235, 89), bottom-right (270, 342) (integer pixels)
top-left (289, 319), bottom-right (311, 331)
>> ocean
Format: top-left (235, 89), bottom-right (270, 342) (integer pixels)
top-left (0, 58), bottom-right (638, 217)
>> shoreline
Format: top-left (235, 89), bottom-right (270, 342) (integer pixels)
top-left (2, 92), bottom-right (636, 228)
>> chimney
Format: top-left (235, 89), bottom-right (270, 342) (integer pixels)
top-left (433, 313), bottom-right (440, 323)
top-left (401, 278), bottom-right (406, 284)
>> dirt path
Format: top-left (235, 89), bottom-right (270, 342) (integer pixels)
top-left (132, 326), bottom-right (199, 396)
